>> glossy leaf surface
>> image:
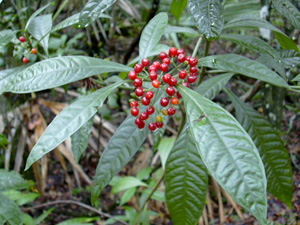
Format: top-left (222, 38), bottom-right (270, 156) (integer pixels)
top-left (165, 127), bottom-right (208, 225)
top-left (0, 193), bottom-right (23, 225)
top-left (3, 56), bottom-right (132, 93)
top-left (25, 81), bottom-right (125, 170)
top-left (139, 12), bottom-right (168, 60)
top-left (226, 90), bottom-right (293, 207)
top-left (198, 54), bottom-right (289, 88)
top-left (0, 169), bottom-right (29, 191)
top-left (178, 86), bottom-right (267, 224)
top-left (111, 176), bottom-right (147, 193)
top-left (278, 49), bottom-right (300, 68)
top-left (188, 0), bottom-right (224, 40)
top-left (158, 137), bottom-right (175, 169)
top-left (171, 0), bottom-right (188, 21)
top-left (0, 66), bottom-right (27, 93)
top-left (164, 26), bottom-right (199, 36)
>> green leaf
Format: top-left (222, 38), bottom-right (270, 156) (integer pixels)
top-left (198, 54), bottom-right (289, 88)
top-left (0, 30), bottom-right (17, 47)
top-left (35, 208), bottom-right (55, 225)
top-left (225, 89), bottom-right (293, 207)
top-left (0, 66), bottom-right (27, 92)
top-left (3, 56), bottom-right (132, 93)
top-left (171, 0), bottom-right (188, 21)
top-left (25, 2), bottom-right (53, 30)
top-left (0, 134), bottom-right (8, 148)
top-left (292, 73), bottom-right (300, 81)
top-left (25, 81), bottom-right (125, 170)
top-left (2, 190), bottom-right (40, 206)
top-left (79, 0), bottom-right (117, 27)
top-left (27, 14), bottom-right (53, 55)
top-left (221, 34), bottom-right (280, 60)
top-left (274, 32), bottom-right (299, 51)
top-left (111, 176), bottom-right (147, 193)
top-left (178, 86), bottom-right (267, 224)
top-left (188, 0), bottom-right (224, 40)
top-left (0, 169), bottom-right (29, 191)
top-left (56, 217), bottom-right (99, 225)
top-left (157, 137), bottom-right (175, 169)
top-left (139, 12), bottom-right (168, 61)
top-left (257, 54), bottom-right (286, 78)
top-left (71, 117), bottom-right (94, 162)
top-left (195, 73), bottom-right (234, 100)
top-left (165, 127), bottom-right (208, 225)
top-left (278, 49), bottom-right (300, 68)
top-left (224, 0), bottom-right (260, 22)
top-left (120, 187), bottom-right (136, 206)
top-left (0, 193), bottom-right (23, 225)
top-left (272, 0), bottom-right (300, 30)
top-left (164, 25), bottom-right (199, 36)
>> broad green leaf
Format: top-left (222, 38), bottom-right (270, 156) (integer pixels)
top-left (111, 176), bottom-right (147, 193)
top-left (224, 0), bottom-right (260, 22)
top-left (157, 137), bottom-right (175, 169)
top-left (171, 0), bottom-right (188, 21)
top-left (91, 116), bottom-right (149, 204)
top-left (274, 32), bottom-right (299, 51)
top-left (257, 54), bottom-right (286, 78)
top-left (188, 0), bottom-right (224, 40)
top-left (142, 189), bottom-right (165, 202)
top-left (71, 117), bottom-right (94, 162)
top-left (2, 190), bottom-right (40, 206)
top-left (3, 56), bottom-right (132, 93)
top-left (56, 217), bottom-right (99, 225)
top-left (0, 169), bottom-right (29, 191)
top-left (25, 81), bottom-right (125, 170)
top-left (139, 12), bottom-right (168, 61)
top-left (0, 30), bottom-right (16, 47)
top-left (225, 89), bottom-right (293, 207)
top-left (195, 73), bottom-right (234, 100)
top-left (198, 54), bottom-right (289, 88)
top-left (25, 2), bottom-right (53, 30)
top-left (292, 73), bottom-right (300, 81)
top-left (120, 187), bottom-right (136, 205)
top-left (272, 0), bottom-right (300, 30)
top-left (27, 14), bottom-right (52, 55)
top-left (221, 34), bottom-right (280, 60)
top-left (0, 66), bottom-right (27, 93)
top-left (164, 25), bottom-right (199, 36)
top-left (165, 127), bottom-right (208, 225)
top-left (278, 49), bottom-right (300, 68)
top-left (79, 0), bottom-right (117, 27)
top-left (178, 86), bottom-right (267, 224)
top-left (35, 208), bottom-right (54, 225)
top-left (0, 193), bottom-right (23, 225)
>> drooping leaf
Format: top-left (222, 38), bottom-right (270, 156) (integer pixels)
top-left (120, 187), bottom-right (136, 206)
top-left (225, 89), bottom-right (293, 207)
top-left (0, 66), bottom-right (27, 93)
top-left (165, 127), bottom-right (208, 225)
top-left (221, 34), bottom-right (280, 60)
top-left (278, 49), bottom-right (300, 68)
top-left (257, 54), bottom-right (286, 78)
top-left (91, 116), bottom-right (149, 204)
top-left (0, 170), bottom-right (29, 191)
top-left (164, 25), bottom-right (199, 36)
top-left (27, 14), bottom-right (53, 55)
top-left (178, 86), bottom-right (267, 224)
top-left (3, 56), bottom-right (132, 93)
top-left (71, 116), bottom-right (94, 162)
top-left (25, 2), bottom-right (53, 30)
top-left (188, 0), bottom-right (224, 40)
top-left (0, 30), bottom-right (17, 47)
top-left (198, 54), bottom-right (289, 88)
top-left (157, 137), bottom-right (175, 169)
top-left (139, 12), bottom-right (168, 61)
top-left (0, 193), bottom-right (23, 225)
top-left (171, 0), bottom-right (188, 21)
top-left (195, 72), bottom-right (234, 100)
top-left (274, 32), bottom-right (299, 51)
top-left (111, 176), bottom-right (148, 193)
top-left (79, 0), bottom-right (117, 27)
top-left (25, 81), bottom-right (125, 170)
top-left (272, 0), bottom-right (300, 30)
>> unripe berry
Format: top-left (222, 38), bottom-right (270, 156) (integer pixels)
top-left (156, 115), bottom-right (163, 123)
top-left (169, 77), bottom-right (177, 86)
top-left (131, 107), bottom-right (139, 116)
top-left (135, 87), bottom-right (144, 97)
top-left (179, 70), bottom-right (187, 79)
top-left (166, 86), bottom-right (175, 96)
top-left (142, 58), bottom-right (150, 67)
top-left (134, 63), bottom-right (143, 73)
top-left (134, 78), bottom-right (143, 87)
top-left (162, 74), bottom-right (171, 84)
top-left (162, 110), bottom-right (168, 115)
top-left (152, 79), bottom-right (160, 88)
top-left (160, 97), bottom-right (169, 107)
top-left (142, 96), bottom-right (151, 106)
top-left (128, 71), bottom-right (137, 80)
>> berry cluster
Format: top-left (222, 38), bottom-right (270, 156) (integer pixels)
top-left (128, 47), bottom-right (198, 131)
top-left (18, 36), bottom-right (37, 64)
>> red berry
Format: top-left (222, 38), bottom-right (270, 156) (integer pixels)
top-left (130, 100), bottom-right (139, 107)
top-left (134, 63), bottom-right (143, 73)
top-left (145, 91), bottom-right (154, 100)
top-left (149, 65), bottom-right (158, 72)
top-left (135, 87), bottom-right (144, 97)
top-left (171, 97), bottom-right (179, 105)
top-left (156, 122), bottom-right (164, 128)
top-left (169, 47), bottom-right (177, 57)
top-left (177, 91), bottom-right (182, 98)
top-left (159, 52), bottom-right (168, 60)
top-left (156, 115), bottom-right (163, 123)
top-left (186, 56), bottom-right (191, 63)
top-left (182, 82), bottom-right (189, 88)
top-left (19, 36), bottom-right (26, 42)
top-left (160, 63), bottom-right (169, 72)
top-left (153, 61), bottom-right (161, 69)
top-left (131, 107), bottom-right (139, 116)
top-left (146, 106), bottom-right (155, 115)
top-left (152, 80), bottom-right (160, 88)
top-left (135, 117), bottom-right (143, 125)
top-left (166, 86), bottom-right (176, 96)
top-left (177, 49), bottom-right (185, 55)
top-left (22, 57), bottom-right (29, 64)
top-left (128, 71), bottom-right (137, 80)
top-left (162, 110), bottom-right (168, 115)
top-left (142, 58), bottom-right (150, 67)
top-left (167, 107), bottom-right (176, 116)
top-left (136, 118), bottom-right (145, 129)
top-left (31, 48), bottom-right (37, 54)
top-left (134, 78), bottom-right (143, 87)
top-left (177, 54), bottom-right (186, 63)
top-left (160, 97), bottom-right (169, 107)
top-left (140, 112), bottom-right (149, 120)
top-left (142, 96), bottom-right (151, 106)
top-left (179, 70), bottom-right (187, 79)
top-left (189, 57), bottom-right (198, 67)
top-left (149, 71), bottom-right (158, 80)
top-left (190, 66), bottom-right (198, 73)
top-left (188, 75), bottom-right (197, 83)
top-left (148, 122), bottom-right (156, 131)
top-left (169, 77), bottom-right (178, 86)
top-left (162, 57), bottom-right (171, 65)
top-left (162, 74), bottom-right (171, 84)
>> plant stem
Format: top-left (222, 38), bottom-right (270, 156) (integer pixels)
top-left (192, 36), bottom-right (202, 58)
top-left (197, 39), bottom-right (211, 86)
top-left (53, 0), bottom-right (69, 22)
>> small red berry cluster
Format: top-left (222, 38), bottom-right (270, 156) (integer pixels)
top-left (128, 47), bottom-right (198, 131)
top-left (18, 36), bottom-right (37, 64)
